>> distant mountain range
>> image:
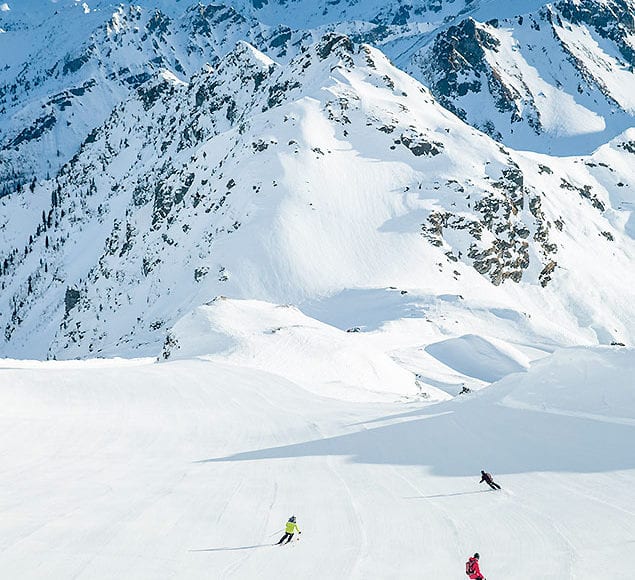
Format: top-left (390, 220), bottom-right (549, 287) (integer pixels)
top-left (0, 0), bottom-right (633, 359)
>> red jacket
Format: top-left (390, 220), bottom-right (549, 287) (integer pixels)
top-left (466, 557), bottom-right (482, 579)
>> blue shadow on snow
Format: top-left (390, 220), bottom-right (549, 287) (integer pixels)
top-left (195, 402), bottom-right (635, 476)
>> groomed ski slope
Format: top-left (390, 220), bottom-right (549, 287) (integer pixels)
top-left (1, 347), bottom-right (634, 579)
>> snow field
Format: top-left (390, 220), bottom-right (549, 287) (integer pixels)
top-left (164, 297), bottom-right (567, 400)
top-left (0, 345), bottom-right (634, 579)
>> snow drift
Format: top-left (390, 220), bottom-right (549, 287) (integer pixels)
top-left (161, 297), bottom-right (450, 402)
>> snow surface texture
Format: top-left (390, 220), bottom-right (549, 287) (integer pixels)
top-left (162, 298), bottom-right (448, 402)
top-left (0, 346), bottom-right (633, 578)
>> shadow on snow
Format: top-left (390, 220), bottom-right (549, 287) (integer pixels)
top-left (190, 544), bottom-right (273, 552)
top-left (405, 490), bottom-right (494, 499)
top-left (195, 402), bottom-right (635, 476)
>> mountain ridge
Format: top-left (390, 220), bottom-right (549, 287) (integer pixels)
top-left (3, 0), bottom-right (635, 191)
top-left (0, 34), bottom-right (632, 360)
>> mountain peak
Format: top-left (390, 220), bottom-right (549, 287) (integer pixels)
top-left (313, 32), bottom-right (355, 62)
top-left (0, 0), bottom-right (633, 359)
top-left (227, 39), bottom-right (277, 69)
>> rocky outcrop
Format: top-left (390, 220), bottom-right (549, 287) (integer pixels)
top-left (412, 1), bottom-right (635, 152)
top-left (421, 160), bottom-right (561, 286)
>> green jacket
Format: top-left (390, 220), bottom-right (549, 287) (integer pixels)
top-left (285, 521), bottom-right (300, 534)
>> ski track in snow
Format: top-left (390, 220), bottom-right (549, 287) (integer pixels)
top-left (0, 351), bottom-right (634, 579)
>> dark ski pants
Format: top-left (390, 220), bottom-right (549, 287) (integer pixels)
top-left (277, 532), bottom-right (294, 544)
top-left (487, 481), bottom-right (501, 490)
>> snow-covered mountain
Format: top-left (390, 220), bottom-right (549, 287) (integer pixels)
top-left (1, 5), bottom-right (634, 576)
top-left (3, 0), bottom-right (635, 193)
top-left (0, 0), bottom-right (313, 193)
top-left (406, 0), bottom-right (635, 154)
top-left (0, 0), bottom-right (633, 368)
top-left (0, 33), bottom-right (632, 367)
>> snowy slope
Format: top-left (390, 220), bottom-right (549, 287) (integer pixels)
top-left (0, 35), bottom-right (633, 362)
top-left (0, 0), bottom-right (310, 192)
top-left (160, 297), bottom-right (450, 402)
top-left (1, 4), bottom-right (633, 578)
top-left (0, 346), bottom-right (633, 578)
top-left (403, 0), bottom-right (635, 154)
top-left (3, 0), bottom-right (635, 196)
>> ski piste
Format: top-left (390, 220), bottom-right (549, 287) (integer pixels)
top-left (1, 347), bottom-right (633, 578)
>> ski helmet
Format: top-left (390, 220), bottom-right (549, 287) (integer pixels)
top-left (289, 516), bottom-right (296, 522)
top-left (474, 553), bottom-right (480, 559)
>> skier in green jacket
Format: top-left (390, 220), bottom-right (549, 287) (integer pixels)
top-left (277, 516), bottom-right (301, 544)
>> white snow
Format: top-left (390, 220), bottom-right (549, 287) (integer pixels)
top-left (0, 9), bottom-right (634, 577)
top-left (424, 333), bottom-right (528, 383)
top-left (164, 298), bottom-right (448, 402)
top-left (482, 25), bottom-right (606, 138)
top-left (401, 6), bottom-right (635, 155)
top-left (0, 346), bottom-right (634, 578)
top-left (1, 36), bottom-right (632, 365)
top-left (554, 20), bottom-right (635, 113)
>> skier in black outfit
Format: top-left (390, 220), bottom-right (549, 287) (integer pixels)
top-left (480, 470), bottom-right (501, 490)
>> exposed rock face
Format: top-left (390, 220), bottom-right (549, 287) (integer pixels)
top-left (420, 161), bottom-right (562, 287)
top-left (411, 0), bottom-right (635, 153)
top-left (556, 0), bottom-right (635, 64)
top-left (0, 2), bottom-right (309, 194)
top-left (416, 17), bottom-right (525, 143)
top-left (0, 2), bottom-right (633, 357)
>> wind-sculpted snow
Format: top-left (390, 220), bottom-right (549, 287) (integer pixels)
top-left (0, 346), bottom-right (633, 578)
top-left (424, 334), bottom-right (528, 383)
top-left (0, 34), bottom-right (633, 361)
top-left (205, 346), bottom-right (635, 475)
top-left (499, 347), bottom-right (635, 423)
top-left (161, 297), bottom-right (449, 402)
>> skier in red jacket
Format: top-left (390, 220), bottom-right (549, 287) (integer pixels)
top-left (466, 553), bottom-right (485, 579)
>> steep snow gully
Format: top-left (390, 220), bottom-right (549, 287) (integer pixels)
top-left (0, 346), bottom-right (634, 579)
